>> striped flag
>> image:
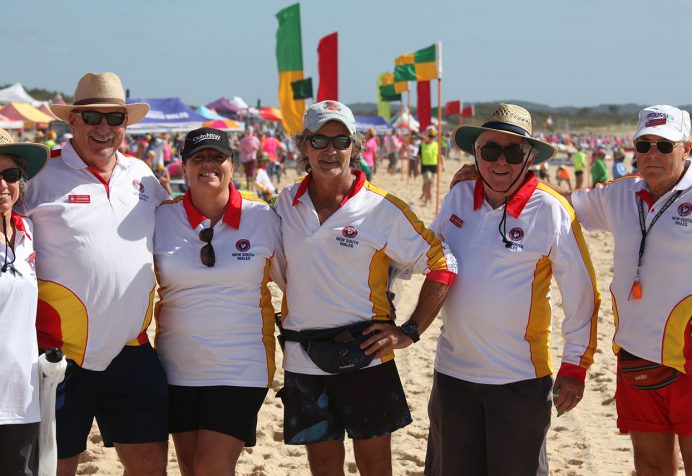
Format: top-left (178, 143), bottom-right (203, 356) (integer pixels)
top-left (379, 72), bottom-right (402, 101)
top-left (275, 3), bottom-right (306, 134)
top-left (394, 43), bottom-right (442, 82)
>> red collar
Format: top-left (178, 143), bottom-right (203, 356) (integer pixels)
top-left (473, 172), bottom-right (538, 219)
top-left (183, 184), bottom-right (242, 229)
top-left (635, 189), bottom-right (655, 211)
top-left (292, 169), bottom-right (366, 207)
top-left (10, 212), bottom-right (31, 240)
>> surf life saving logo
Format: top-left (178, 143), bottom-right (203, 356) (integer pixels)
top-left (67, 194), bottom-right (90, 204)
top-left (342, 226), bottom-right (358, 238)
top-left (132, 179), bottom-right (149, 201)
top-left (508, 227), bottom-right (525, 241)
top-left (673, 202), bottom-right (692, 227)
top-left (449, 214), bottom-right (464, 228)
top-left (324, 101), bottom-right (341, 111)
top-left (26, 250), bottom-right (37, 272)
top-left (337, 226), bottom-right (359, 248)
top-left (233, 239), bottom-right (254, 261)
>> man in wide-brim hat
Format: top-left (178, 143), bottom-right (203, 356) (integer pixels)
top-left (18, 72), bottom-right (171, 475)
top-left (425, 103), bottom-right (600, 475)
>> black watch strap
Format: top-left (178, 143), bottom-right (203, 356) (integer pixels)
top-left (400, 319), bottom-right (420, 343)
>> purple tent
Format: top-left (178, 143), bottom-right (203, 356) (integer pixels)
top-left (206, 97), bottom-right (241, 116)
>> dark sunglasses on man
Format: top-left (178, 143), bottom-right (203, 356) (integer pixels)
top-left (478, 142), bottom-right (528, 165)
top-left (74, 110), bottom-right (127, 127)
top-left (0, 168), bottom-right (23, 184)
top-left (634, 140), bottom-right (680, 154)
top-left (199, 227), bottom-right (215, 267)
top-left (309, 135), bottom-right (352, 150)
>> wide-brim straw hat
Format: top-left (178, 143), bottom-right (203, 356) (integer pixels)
top-left (50, 72), bottom-right (149, 125)
top-left (453, 103), bottom-right (557, 164)
top-left (0, 128), bottom-right (49, 179)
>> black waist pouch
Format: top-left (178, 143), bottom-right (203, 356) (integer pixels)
top-left (282, 321), bottom-right (389, 374)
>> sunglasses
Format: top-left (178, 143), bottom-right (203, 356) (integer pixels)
top-left (478, 142), bottom-right (528, 165)
top-left (199, 227), bottom-right (215, 267)
top-left (634, 140), bottom-right (680, 154)
top-left (75, 110), bottom-right (127, 127)
top-left (0, 168), bottom-right (22, 184)
top-left (309, 135), bottom-right (352, 150)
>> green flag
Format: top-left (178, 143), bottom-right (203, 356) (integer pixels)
top-left (377, 73), bottom-right (391, 121)
top-left (276, 3), bottom-right (306, 134)
top-left (394, 43), bottom-right (440, 82)
top-left (291, 78), bottom-right (313, 100)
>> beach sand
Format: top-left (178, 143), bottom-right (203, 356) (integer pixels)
top-left (75, 161), bottom-right (680, 475)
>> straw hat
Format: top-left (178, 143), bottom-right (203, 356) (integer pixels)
top-left (0, 128), bottom-right (49, 179)
top-left (453, 103), bottom-right (557, 164)
top-left (50, 72), bottom-right (149, 125)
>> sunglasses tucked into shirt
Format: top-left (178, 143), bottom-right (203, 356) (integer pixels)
top-left (75, 110), bottom-right (127, 127)
top-left (478, 142), bottom-right (528, 165)
top-left (634, 140), bottom-right (680, 154)
top-left (309, 135), bottom-right (352, 150)
top-left (0, 168), bottom-right (23, 183)
top-left (199, 227), bottom-right (215, 267)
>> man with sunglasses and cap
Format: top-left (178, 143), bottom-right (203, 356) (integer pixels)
top-left (17, 72), bottom-right (171, 476)
top-left (426, 103), bottom-right (600, 476)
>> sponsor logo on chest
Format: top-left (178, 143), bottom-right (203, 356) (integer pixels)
top-left (505, 227), bottom-right (525, 250)
top-left (67, 194), bottom-right (91, 204)
top-left (336, 226), bottom-right (360, 248)
top-left (673, 202), bottom-right (692, 227)
top-left (449, 214), bottom-right (464, 228)
top-left (132, 179), bottom-right (150, 201)
top-left (232, 239), bottom-right (254, 260)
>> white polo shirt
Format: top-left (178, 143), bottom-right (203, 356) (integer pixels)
top-left (18, 142), bottom-right (169, 371)
top-left (154, 186), bottom-right (285, 387)
top-left (572, 162), bottom-right (692, 372)
top-left (0, 214), bottom-right (40, 424)
top-left (430, 175), bottom-right (600, 384)
top-left (275, 169), bottom-right (457, 375)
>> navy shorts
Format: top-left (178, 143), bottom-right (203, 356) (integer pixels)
top-left (279, 360), bottom-right (412, 445)
top-left (169, 385), bottom-right (268, 446)
top-left (55, 344), bottom-right (169, 458)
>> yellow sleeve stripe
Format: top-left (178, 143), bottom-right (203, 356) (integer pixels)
top-left (365, 182), bottom-right (449, 272)
top-left (537, 183), bottom-right (601, 368)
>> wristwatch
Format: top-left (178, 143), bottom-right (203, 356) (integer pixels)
top-left (399, 320), bottom-right (420, 343)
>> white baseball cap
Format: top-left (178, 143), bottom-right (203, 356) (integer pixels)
top-left (303, 100), bottom-right (356, 135)
top-left (633, 105), bottom-right (691, 142)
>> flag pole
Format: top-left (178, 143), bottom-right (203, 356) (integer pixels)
top-left (407, 91), bottom-right (412, 185)
top-left (399, 98), bottom-right (404, 181)
top-left (435, 77), bottom-right (442, 215)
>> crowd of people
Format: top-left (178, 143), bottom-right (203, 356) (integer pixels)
top-left (0, 70), bottom-right (690, 476)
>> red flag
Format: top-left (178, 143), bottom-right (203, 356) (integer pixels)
top-left (461, 105), bottom-right (475, 118)
top-left (445, 100), bottom-right (461, 116)
top-left (417, 80), bottom-right (431, 131)
top-left (317, 32), bottom-right (338, 101)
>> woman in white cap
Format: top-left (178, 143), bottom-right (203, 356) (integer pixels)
top-left (153, 127), bottom-right (285, 475)
top-left (274, 100), bottom-right (457, 475)
top-left (451, 104), bottom-right (692, 475)
top-left (0, 129), bottom-right (48, 475)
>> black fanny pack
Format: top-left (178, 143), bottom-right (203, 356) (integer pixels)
top-left (618, 349), bottom-right (681, 390)
top-left (281, 320), bottom-right (389, 374)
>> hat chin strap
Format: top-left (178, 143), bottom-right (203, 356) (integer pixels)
top-left (475, 143), bottom-right (534, 195)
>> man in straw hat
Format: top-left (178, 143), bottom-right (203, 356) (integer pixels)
top-left (425, 103), bottom-right (600, 475)
top-left (17, 72), bottom-right (171, 475)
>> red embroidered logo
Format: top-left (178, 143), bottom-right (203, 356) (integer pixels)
top-left (509, 227), bottom-right (525, 241)
top-left (235, 239), bottom-right (251, 252)
top-left (26, 250), bottom-right (37, 271)
top-left (450, 214), bottom-right (464, 228)
top-left (132, 179), bottom-right (144, 193)
top-left (678, 202), bottom-right (692, 217)
top-left (68, 195), bottom-right (91, 204)
top-left (645, 117), bottom-right (667, 128)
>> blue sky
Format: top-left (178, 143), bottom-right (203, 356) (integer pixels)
top-left (3, 0), bottom-right (691, 108)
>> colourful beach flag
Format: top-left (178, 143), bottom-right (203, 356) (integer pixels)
top-left (291, 78), bottom-right (313, 100)
top-left (317, 32), bottom-right (338, 101)
top-left (377, 73), bottom-right (392, 121)
top-left (275, 3), bottom-right (306, 134)
top-left (445, 100), bottom-right (461, 116)
top-left (379, 72), bottom-right (403, 101)
top-left (461, 105), bottom-right (475, 118)
top-left (394, 43), bottom-right (442, 82)
top-left (417, 80), bottom-right (431, 130)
